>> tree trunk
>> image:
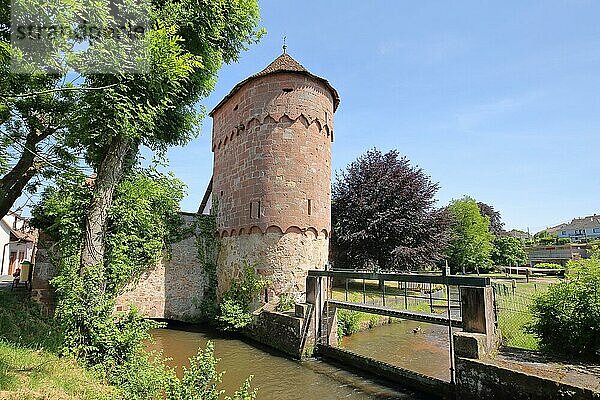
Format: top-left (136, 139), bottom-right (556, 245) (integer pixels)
top-left (0, 129), bottom-right (51, 218)
top-left (80, 136), bottom-right (130, 282)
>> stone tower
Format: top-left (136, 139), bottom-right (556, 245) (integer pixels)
top-left (210, 52), bottom-right (339, 304)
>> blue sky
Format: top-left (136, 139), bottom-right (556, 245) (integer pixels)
top-left (165, 0), bottom-right (600, 232)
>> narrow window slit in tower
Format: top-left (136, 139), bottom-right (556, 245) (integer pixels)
top-left (257, 201), bottom-right (261, 218)
top-left (249, 202), bottom-right (253, 219)
top-left (308, 199), bottom-right (312, 215)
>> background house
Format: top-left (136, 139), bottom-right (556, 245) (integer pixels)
top-left (526, 243), bottom-right (590, 267)
top-left (1, 212), bottom-right (36, 276)
top-left (556, 214), bottom-right (600, 241)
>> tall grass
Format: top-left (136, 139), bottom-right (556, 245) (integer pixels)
top-left (0, 289), bottom-right (114, 399)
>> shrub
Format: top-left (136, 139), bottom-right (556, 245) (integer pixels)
top-left (337, 310), bottom-right (361, 337)
top-left (557, 238), bottom-right (571, 245)
top-left (166, 341), bottom-right (256, 400)
top-left (217, 263), bottom-right (269, 332)
top-left (534, 263), bottom-right (563, 270)
top-left (276, 293), bottom-right (295, 312)
top-left (530, 251), bottom-right (600, 361)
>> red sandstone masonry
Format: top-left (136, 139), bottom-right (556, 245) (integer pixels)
top-left (211, 72), bottom-right (334, 238)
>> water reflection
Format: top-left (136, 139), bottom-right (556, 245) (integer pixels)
top-left (341, 320), bottom-right (453, 381)
top-left (149, 327), bottom-right (435, 400)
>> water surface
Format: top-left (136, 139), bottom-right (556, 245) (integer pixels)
top-left (340, 320), bottom-right (453, 381)
top-left (150, 327), bottom-right (436, 399)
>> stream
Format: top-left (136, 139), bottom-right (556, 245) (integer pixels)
top-left (150, 319), bottom-right (451, 399)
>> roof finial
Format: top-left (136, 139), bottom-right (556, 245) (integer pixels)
top-left (282, 35), bottom-right (287, 54)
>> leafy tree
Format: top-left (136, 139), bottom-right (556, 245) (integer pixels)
top-left (477, 201), bottom-right (504, 236)
top-left (9, 0), bottom-right (263, 396)
top-left (31, 167), bottom-right (186, 366)
top-left (530, 249), bottom-right (600, 361)
top-left (446, 196), bottom-right (494, 273)
top-left (331, 148), bottom-right (450, 271)
top-left (31, 0), bottom-right (261, 371)
top-left (0, 66), bottom-right (79, 218)
top-left (533, 230), bottom-right (557, 245)
top-left (492, 236), bottom-right (527, 267)
top-left (0, 0), bottom-right (116, 219)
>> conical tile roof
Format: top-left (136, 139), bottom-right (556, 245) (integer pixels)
top-left (253, 53), bottom-right (308, 77)
top-left (210, 52), bottom-right (339, 115)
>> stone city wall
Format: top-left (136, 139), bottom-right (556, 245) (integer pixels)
top-left (32, 213), bottom-right (207, 322)
top-left (116, 213), bottom-right (207, 321)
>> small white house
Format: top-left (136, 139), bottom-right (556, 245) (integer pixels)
top-left (556, 214), bottom-right (600, 241)
top-left (0, 212), bottom-right (36, 276)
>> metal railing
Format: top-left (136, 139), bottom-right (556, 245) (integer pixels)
top-left (308, 269), bottom-right (490, 323)
top-left (309, 269), bottom-right (492, 384)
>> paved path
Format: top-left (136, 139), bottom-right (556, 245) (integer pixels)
top-left (493, 347), bottom-right (600, 393)
top-left (0, 275), bottom-right (12, 290)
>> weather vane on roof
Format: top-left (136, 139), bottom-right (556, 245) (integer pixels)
top-left (282, 35), bottom-right (287, 54)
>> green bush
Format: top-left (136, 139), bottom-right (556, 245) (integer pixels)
top-left (337, 310), bottom-right (361, 337)
top-left (217, 263), bottom-right (269, 332)
top-left (166, 341), bottom-right (257, 400)
top-left (534, 262), bottom-right (563, 269)
top-left (530, 251), bottom-right (600, 360)
top-left (276, 293), bottom-right (295, 312)
top-left (539, 237), bottom-right (556, 245)
top-left (557, 237), bottom-right (571, 245)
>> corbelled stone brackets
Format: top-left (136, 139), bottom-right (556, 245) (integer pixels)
top-left (305, 276), bottom-right (338, 353)
top-left (454, 286), bottom-right (500, 359)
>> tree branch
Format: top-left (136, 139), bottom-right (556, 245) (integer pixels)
top-left (1, 84), bottom-right (118, 99)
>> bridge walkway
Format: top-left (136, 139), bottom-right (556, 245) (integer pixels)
top-left (328, 299), bottom-right (463, 328)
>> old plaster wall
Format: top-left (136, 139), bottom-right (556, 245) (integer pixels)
top-left (217, 229), bottom-right (328, 301)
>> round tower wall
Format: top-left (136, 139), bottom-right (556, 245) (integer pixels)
top-left (211, 72), bottom-right (334, 301)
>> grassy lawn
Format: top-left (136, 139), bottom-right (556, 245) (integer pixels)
top-left (491, 279), bottom-right (553, 350)
top-left (331, 280), bottom-right (441, 312)
top-left (0, 289), bottom-right (115, 399)
top-left (331, 280), bottom-right (451, 337)
top-left (0, 342), bottom-right (114, 400)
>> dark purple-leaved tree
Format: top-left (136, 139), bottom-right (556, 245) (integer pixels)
top-left (477, 202), bottom-right (505, 236)
top-left (331, 148), bottom-right (450, 271)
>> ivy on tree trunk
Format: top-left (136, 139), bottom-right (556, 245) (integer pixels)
top-left (80, 135), bottom-right (130, 282)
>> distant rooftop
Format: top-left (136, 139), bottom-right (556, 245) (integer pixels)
top-left (545, 214), bottom-right (600, 232)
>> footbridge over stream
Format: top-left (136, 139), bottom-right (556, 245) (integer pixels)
top-left (303, 270), bottom-right (499, 398)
